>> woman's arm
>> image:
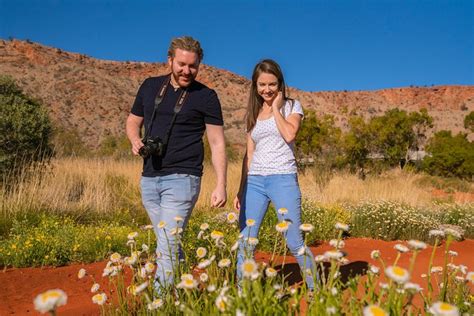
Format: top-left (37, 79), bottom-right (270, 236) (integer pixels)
top-left (234, 133), bottom-right (255, 210)
top-left (272, 92), bottom-right (302, 143)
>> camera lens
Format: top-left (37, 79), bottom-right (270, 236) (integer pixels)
top-left (139, 146), bottom-right (150, 158)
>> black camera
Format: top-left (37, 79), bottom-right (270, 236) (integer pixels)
top-left (139, 136), bottom-right (165, 159)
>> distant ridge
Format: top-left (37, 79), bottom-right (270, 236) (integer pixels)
top-left (1, 39), bottom-right (473, 150)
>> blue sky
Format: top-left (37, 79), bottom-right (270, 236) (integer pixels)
top-left (0, 0), bottom-right (473, 91)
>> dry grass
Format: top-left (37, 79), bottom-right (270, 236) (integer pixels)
top-left (1, 158), bottom-right (455, 220)
top-left (298, 168), bottom-right (434, 207)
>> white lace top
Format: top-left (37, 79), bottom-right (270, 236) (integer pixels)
top-left (248, 100), bottom-right (304, 175)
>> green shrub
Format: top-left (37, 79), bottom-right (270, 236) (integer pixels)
top-left (0, 75), bottom-right (53, 179)
top-left (422, 131), bottom-right (474, 179)
top-left (51, 126), bottom-right (90, 157)
top-left (349, 202), bottom-right (438, 241)
top-left (0, 214), bottom-right (147, 267)
top-left (415, 174), bottom-right (473, 193)
top-left (301, 201), bottom-right (351, 242)
top-left (349, 201), bottom-right (474, 241)
top-left (98, 134), bottom-right (131, 158)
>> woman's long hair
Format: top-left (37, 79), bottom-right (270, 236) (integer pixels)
top-left (246, 59), bottom-right (289, 132)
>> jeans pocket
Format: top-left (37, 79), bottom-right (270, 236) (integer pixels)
top-left (170, 174), bottom-right (201, 203)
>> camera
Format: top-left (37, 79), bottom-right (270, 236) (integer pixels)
top-left (139, 136), bottom-right (165, 159)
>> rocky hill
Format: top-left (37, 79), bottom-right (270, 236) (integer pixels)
top-left (1, 39), bottom-right (473, 151)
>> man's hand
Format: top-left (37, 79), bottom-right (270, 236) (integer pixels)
top-left (126, 114), bottom-right (144, 155)
top-left (131, 138), bottom-right (144, 156)
top-left (211, 186), bottom-right (227, 208)
top-left (206, 124), bottom-right (227, 208)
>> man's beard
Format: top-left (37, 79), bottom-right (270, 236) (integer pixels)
top-left (171, 71), bottom-right (195, 88)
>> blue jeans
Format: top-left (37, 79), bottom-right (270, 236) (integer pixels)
top-left (237, 174), bottom-right (315, 289)
top-left (141, 174), bottom-right (201, 290)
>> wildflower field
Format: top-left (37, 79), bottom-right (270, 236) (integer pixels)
top-left (1, 158), bottom-right (473, 315)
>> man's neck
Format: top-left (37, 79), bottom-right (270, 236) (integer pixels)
top-left (170, 76), bottom-right (180, 90)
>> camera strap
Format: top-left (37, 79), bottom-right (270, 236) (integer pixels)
top-left (143, 74), bottom-right (189, 146)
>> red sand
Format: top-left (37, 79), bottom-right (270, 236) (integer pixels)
top-left (2, 238), bottom-right (473, 316)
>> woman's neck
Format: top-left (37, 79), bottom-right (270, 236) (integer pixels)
top-left (262, 101), bottom-right (272, 110)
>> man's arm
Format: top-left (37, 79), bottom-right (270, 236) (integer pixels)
top-left (126, 113), bottom-right (144, 156)
top-left (206, 123), bottom-right (227, 207)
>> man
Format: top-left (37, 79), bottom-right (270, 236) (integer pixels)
top-left (126, 36), bottom-right (227, 291)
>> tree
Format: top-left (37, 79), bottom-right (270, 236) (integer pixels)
top-left (422, 131), bottom-right (474, 179)
top-left (367, 109), bottom-right (433, 168)
top-left (464, 111), bottom-right (474, 132)
top-left (0, 76), bottom-right (52, 178)
top-left (342, 116), bottom-right (371, 174)
top-left (296, 111), bottom-right (344, 168)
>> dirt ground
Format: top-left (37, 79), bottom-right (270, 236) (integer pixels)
top-left (2, 238), bottom-right (473, 315)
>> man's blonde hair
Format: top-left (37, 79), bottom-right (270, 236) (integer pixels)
top-left (168, 36), bottom-right (203, 62)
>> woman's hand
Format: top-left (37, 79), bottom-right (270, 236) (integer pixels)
top-left (233, 196), bottom-right (241, 211)
top-left (272, 91), bottom-right (284, 111)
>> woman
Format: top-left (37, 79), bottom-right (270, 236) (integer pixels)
top-left (234, 59), bottom-right (315, 289)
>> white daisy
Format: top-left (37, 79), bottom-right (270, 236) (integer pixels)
top-left (218, 258), bottom-right (231, 268)
top-left (466, 271), bottom-right (474, 284)
top-left (147, 298), bottom-right (164, 310)
top-left (210, 230), bottom-right (224, 240)
top-left (196, 247), bottom-right (207, 259)
top-left (199, 272), bottom-right (209, 283)
top-left (246, 237), bottom-right (259, 246)
top-left (177, 275), bottom-right (197, 290)
top-left (408, 240), bottom-right (427, 250)
top-left (144, 262), bottom-right (155, 273)
top-left (275, 221), bottom-right (290, 233)
top-left (265, 267), bottom-right (278, 278)
top-left (242, 259), bottom-right (258, 279)
top-left (198, 259), bottom-right (212, 269)
top-left (429, 301), bottom-right (459, 316)
top-left (277, 208), bottom-right (288, 215)
top-left (34, 289), bottom-right (68, 313)
top-left (443, 228), bottom-right (461, 240)
top-left (363, 304), bottom-right (388, 316)
top-left (91, 293), bottom-right (107, 305)
top-left (215, 295), bottom-right (229, 312)
top-left (90, 283), bottom-right (100, 293)
top-left (77, 268), bottom-right (86, 279)
top-left (385, 266), bottom-right (410, 284)
top-left (226, 212), bottom-right (238, 224)
top-left (394, 244), bottom-right (409, 253)
top-left (299, 223), bottom-right (314, 232)
top-left (335, 222), bottom-right (349, 232)
top-left (110, 252), bottom-right (121, 263)
top-left (329, 239), bottom-right (345, 249)
top-left (370, 250), bottom-right (381, 259)
top-left (324, 250), bottom-right (344, 260)
top-left (404, 282), bottom-right (422, 292)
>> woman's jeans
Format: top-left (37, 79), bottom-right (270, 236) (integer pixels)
top-left (141, 174), bottom-right (201, 291)
top-left (237, 174), bottom-right (315, 289)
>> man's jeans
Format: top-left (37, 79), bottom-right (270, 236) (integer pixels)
top-left (237, 174), bottom-right (315, 289)
top-left (141, 174), bottom-right (201, 290)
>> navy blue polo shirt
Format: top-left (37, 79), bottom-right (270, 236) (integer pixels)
top-left (130, 75), bottom-right (223, 177)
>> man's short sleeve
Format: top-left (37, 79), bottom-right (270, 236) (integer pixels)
top-left (204, 89), bottom-right (224, 125)
top-left (130, 79), bottom-right (149, 117)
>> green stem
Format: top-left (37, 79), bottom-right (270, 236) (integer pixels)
top-left (426, 238), bottom-right (439, 305)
